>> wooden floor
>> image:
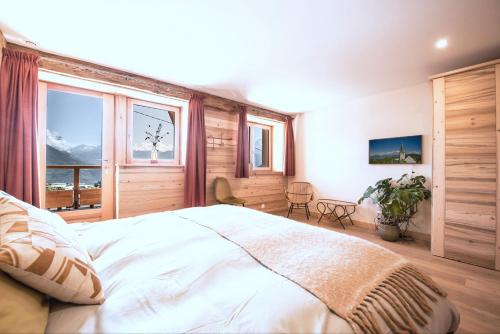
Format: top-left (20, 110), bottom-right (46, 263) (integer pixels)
top-left (279, 211), bottom-right (500, 334)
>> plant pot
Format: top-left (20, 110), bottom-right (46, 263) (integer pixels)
top-left (378, 224), bottom-right (400, 242)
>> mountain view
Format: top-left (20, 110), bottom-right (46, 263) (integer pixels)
top-left (46, 88), bottom-right (105, 189)
top-left (46, 130), bottom-right (102, 186)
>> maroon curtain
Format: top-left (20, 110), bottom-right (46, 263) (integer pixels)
top-left (0, 48), bottom-right (40, 206)
top-left (235, 105), bottom-right (249, 178)
top-left (284, 116), bottom-right (295, 177)
top-left (184, 93), bottom-right (207, 207)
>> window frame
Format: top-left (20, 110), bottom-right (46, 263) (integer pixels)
top-left (38, 82), bottom-right (115, 221)
top-left (248, 121), bottom-right (273, 171)
top-left (126, 98), bottom-right (181, 166)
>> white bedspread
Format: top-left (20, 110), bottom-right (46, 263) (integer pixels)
top-left (46, 205), bottom-right (459, 333)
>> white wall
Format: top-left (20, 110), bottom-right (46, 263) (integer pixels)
top-left (294, 82), bottom-right (433, 234)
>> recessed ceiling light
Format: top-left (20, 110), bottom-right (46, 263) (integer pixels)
top-left (435, 38), bottom-right (448, 50)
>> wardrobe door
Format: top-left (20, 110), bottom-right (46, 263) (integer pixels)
top-left (444, 66), bottom-right (497, 269)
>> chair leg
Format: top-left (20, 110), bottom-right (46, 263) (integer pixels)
top-left (287, 204), bottom-right (293, 218)
top-left (305, 204), bottom-right (310, 220)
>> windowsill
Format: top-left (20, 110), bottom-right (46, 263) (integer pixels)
top-left (56, 208), bottom-right (102, 223)
top-left (118, 164), bottom-right (184, 169)
top-left (250, 170), bottom-right (284, 176)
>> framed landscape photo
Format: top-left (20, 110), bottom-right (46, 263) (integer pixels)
top-left (369, 135), bottom-right (422, 164)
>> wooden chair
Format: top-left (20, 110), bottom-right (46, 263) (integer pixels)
top-left (285, 182), bottom-right (314, 219)
top-left (214, 177), bottom-right (246, 206)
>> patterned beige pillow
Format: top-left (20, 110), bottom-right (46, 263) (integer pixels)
top-left (0, 192), bottom-right (104, 304)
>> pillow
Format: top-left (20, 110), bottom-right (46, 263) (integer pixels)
top-left (0, 271), bottom-right (49, 334)
top-left (0, 191), bottom-right (104, 304)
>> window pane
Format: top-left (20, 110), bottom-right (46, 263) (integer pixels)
top-left (46, 90), bottom-right (103, 210)
top-left (253, 127), bottom-right (270, 168)
top-left (132, 104), bottom-right (175, 160)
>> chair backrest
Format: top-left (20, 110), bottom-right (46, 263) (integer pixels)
top-left (214, 177), bottom-right (233, 201)
top-left (286, 182), bottom-right (313, 204)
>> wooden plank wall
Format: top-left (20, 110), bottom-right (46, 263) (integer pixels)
top-left (117, 107), bottom-right (288, 218)
top-left (204, 107), bottom-right (288, 213)
top-left (443, 66), bottom-right (497, 269)
top-left (4, 43), bottom-right (289, 219)
top-left (118, 166), bottom-right (185, 217)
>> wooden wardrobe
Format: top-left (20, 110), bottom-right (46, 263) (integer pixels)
top-left (431, 59), bottom-right (500, 270)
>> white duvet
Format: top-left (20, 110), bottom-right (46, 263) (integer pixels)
top-left (47, 206), bottom-right (459, 333)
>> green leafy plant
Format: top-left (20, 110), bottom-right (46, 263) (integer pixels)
top-left (358, 173), bottom-right (431, 229)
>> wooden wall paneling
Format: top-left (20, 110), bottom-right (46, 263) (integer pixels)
top-left (116, 99), bottom-right (288, 218)
top-left (204, 107), bottom-right (288, 213)
top-left (444, 66), bottom-right (497, 269)
top-left (59, 209), bottom-right (103, 224)
top-left (496, 64), bottom-right (500, 270)
top-left (118, 166), bottom-right (185, 218)
top-left (432, 77), bottom-right (446, 257)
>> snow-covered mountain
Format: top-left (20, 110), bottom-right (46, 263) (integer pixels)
top-left (46, 130), bottom-right (101, 165)
top-left (45, 131), bottom-right (102, 185)
top-left (70, 144), bottom-right (101, 165)
top-left (46, 129), bottom-right (73, 152)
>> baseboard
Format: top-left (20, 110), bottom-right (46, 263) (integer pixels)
top-left (306, 210), bottom-right (430, 244)
top-left (353, 219), bottom-right (430, 244)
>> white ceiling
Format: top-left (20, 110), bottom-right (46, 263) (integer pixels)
top-left (1, 0), bottom-right (500, 113)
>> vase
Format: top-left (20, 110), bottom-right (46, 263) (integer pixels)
top-left (150, 146), bottom-right (159, 164)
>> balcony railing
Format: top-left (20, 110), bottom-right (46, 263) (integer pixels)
top-left (46, 165), bottom-right (101, 211)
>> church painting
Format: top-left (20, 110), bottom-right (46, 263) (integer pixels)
top-left (368, 135), bottom-right (422, 164)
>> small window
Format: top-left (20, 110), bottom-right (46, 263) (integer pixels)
top-left (128, 99), bottom-right (180, 164)
top-left (249, 123), bottom-right (272, 170)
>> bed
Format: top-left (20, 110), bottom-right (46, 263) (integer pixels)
top-left (43, 205), bottom-right (459, 334)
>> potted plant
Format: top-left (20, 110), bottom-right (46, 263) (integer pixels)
top-left (357, 173), bottom-right (431, 241)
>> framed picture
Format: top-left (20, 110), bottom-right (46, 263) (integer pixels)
top-left (369, 135), bottom-right (422, 164)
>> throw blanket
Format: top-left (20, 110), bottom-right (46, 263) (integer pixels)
top-left (178, 206), bottom-right (447, 334)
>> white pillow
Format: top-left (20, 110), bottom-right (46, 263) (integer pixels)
top-left (0, 191), bottom-right (104, 304)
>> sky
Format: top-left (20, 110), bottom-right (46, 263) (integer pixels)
top-left (369, 135), bottom-right (422, 156)
top-left (47, 90), bottom-right (103, 148)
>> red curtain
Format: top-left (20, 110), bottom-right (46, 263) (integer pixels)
top-left (184, 93), bottom-right (207, 207)
top-left (0, 48), bottom-right (40, 206)
top-left (235, 105), bottom-right (249, 178)
top-left (284, 116), bottom-right (295, 177)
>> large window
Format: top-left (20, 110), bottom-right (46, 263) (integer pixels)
top-left (128, 99), bottom-right (180, 164)
top-left (44, 86), bottom-right (104, 211)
